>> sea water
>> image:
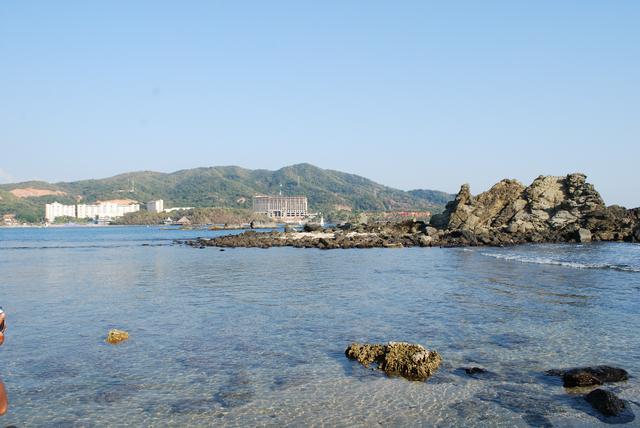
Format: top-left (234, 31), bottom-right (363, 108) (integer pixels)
top-left (0, 226), bottom-right (638, 427)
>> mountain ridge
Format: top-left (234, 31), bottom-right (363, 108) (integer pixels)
top-left (0, 164), bottom-right (453, 222)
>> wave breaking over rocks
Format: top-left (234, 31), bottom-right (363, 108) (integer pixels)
top-left (185, 173), bottom-right (640, 249)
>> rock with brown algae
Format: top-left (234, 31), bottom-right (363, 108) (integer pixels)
top-left (106, 329), bottom-right (130, 344)
top-left (345, 341), bottom-right (442, 381)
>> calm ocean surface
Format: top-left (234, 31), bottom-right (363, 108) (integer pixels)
top-left (0, 226), bottom-right (639, 427)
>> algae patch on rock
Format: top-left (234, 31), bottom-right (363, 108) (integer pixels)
top-left (106, 329), bottom-right (130, 344)
top-left (345, 341), bottom-right (442, 381)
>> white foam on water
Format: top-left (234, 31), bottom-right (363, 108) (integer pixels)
top-left (480, 252), bottom-right (640, 273)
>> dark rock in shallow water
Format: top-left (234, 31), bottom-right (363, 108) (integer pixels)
top-left (345, 342), bottom-right (442, 381)
top-left (563, 371), bottom-right (603, 388)
top-left (463, 367), bottom-right (487, 376)
top-left (585, 389), bottom-right (626, 417)
top-left (546, 365), bottom-right (629, 387)
top-left (560, 366), bottom-right (629, 388)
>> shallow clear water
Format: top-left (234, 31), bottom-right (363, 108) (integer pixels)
top-left (0, 227), bottom-right (639, 427)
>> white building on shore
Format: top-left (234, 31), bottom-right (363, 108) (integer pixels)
top-left (45, 202), bottom-right (76, 223)
top-left (45, 201), bottom-right (140, 223)
top-left (77, 202), bottom-right (140, 220)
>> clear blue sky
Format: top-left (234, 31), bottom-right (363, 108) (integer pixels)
top-left (1, 1), bottom-right (638, 206)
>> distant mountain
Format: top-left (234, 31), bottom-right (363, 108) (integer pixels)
top-left (407, 189), bottom-right (456, 208)
top-left (0, 163), bottom-right (454, 222)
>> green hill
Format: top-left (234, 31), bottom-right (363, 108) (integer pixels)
top-left (0, 164), bottom-right (453, 223)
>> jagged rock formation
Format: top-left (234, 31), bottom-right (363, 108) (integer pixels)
top-left (431, 173), bottom-right (639, 243)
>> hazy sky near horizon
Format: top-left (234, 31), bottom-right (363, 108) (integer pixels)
top-left (1, 1), bottom-right (639, 206)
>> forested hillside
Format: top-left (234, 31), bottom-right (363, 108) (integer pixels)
top-left (0, 164), bottom-right (453, 222)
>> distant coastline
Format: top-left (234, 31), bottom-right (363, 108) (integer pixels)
top-left (186, 173), bottom-right (640, 249)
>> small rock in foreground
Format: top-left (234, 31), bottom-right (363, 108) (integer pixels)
top-left (585, 389), bottom-right (626, 417)
top-left (345, 341), bottom-right (441, 381)
top-left (106, 329), bottom-right (130, 344)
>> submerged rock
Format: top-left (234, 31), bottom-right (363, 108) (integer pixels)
top-left (563, 371), bottom-right (602, 388)
top-left (463, 367), bottom-right (487, 376)
top-left (585, 389), bottom-right (626, 417)
top-left (345, 341), bottom-right (442, 381)
top-left (564, 366), bottom-right (628, 388)
top-left (106, 329), bottom-right (130, 344)
top-left (547, 365), bottom-right (629, 388)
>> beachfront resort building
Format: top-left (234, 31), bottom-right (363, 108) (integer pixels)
top-left (45, 202), bottom-right (77, 222)
top-left (45, 201), bottom-right (140, 223)
top-left (147, 199), bottom-right (164, 213)
top-left (252, 195), bottom-right (308, 221)
top-left (76, 202), bottom-right (140, 220)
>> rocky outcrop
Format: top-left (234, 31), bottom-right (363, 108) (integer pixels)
top-left (345, 342), bottom-right (442, 381)
top-left (431, 173), bottom-right (639, 243)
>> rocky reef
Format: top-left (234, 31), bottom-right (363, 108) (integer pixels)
top-left (345, 342), bottom-right (442, 381)
top-left (184, 173), bottom-right (640, 249)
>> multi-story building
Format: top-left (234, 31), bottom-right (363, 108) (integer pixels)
top-left (252, 195), bottom-right (308, 221)
top-left (46, 201), bottom-right (140, 223)
top-left (77, 202), bottom-right (140, 220)
top-left (45, 202), bottom-right (76, 222)
top-left (147, 200), bottom-right (164, 213)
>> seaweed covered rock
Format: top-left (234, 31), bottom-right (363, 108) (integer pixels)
top-left (106, 329), bottom-right (130, 344)
top-left (345, 341), bottom-right (441, 381)
top-left (585, 389), bottom-right (626, 417)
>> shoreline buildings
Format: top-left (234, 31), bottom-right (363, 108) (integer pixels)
top-left (45, 201), bottom-right (140, 223)
top-left (252, 195), bottom-right (308, 221)
top-left (45, 202), bottom-right (77, 222)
